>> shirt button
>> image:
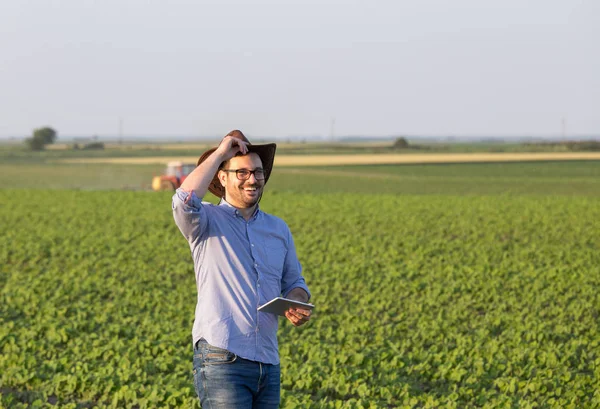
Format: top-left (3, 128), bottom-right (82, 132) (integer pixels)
top-left (257, 283), bottom-right (261, 288)
top-left (254, 263), bottom-right (258, 267)
top-left (251, 243), bottom-right (255, 247)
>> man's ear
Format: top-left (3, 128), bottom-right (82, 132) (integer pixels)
top-left (218, 170), bottom-right (226, 187)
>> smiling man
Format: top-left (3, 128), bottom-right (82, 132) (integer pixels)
top-left (172, 130), bottom-right (312, 409)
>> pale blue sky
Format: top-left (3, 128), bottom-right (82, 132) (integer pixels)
top-left (1, 0), bottom-right (598, 139)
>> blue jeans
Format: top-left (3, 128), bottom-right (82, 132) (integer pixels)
top-left (192, 339), bottom-right (281, 409)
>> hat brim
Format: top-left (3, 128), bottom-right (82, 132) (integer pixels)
top-left (197, 143), bottom-right (277, 198)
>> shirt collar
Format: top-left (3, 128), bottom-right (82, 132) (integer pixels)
top-left (218, 198), bottom-right (261, 220)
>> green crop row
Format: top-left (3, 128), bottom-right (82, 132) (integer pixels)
top-left (1, 189), bottom-right (600, 408)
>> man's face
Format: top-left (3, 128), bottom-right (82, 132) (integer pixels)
top-left (219, 153), bottom-right (265, 208)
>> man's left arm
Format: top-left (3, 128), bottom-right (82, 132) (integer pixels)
top-left (280, 228), bottom-right (312, 327)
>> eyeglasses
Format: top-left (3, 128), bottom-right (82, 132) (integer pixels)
top-left (222, 168), bottom-right (265, 180)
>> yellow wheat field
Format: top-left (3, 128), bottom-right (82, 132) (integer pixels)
top-left (57, 152), bottom-right (600, 167)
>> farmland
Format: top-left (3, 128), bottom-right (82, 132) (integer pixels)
top-left (2, 188), bottom-right (600, 408)
top-left (2, 142), bottom-right (600, 408)
top-left (2, 152), bottom-right (600, 196)
top-left (55, 152), bottom-right (600, 166)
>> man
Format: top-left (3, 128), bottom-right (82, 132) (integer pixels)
top-left (172, 130), bottom-right (312, 408)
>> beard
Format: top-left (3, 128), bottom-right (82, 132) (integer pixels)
top-left (226, 183), bottom-right (263, 208)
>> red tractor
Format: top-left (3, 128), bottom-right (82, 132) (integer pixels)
top-left (152, 161), bottom-right (196, 191)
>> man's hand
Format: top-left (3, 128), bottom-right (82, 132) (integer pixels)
top-left (179, 134), bottom-right (249, 197)
top-left (214, 135), bottom-right (249, 162)
top-left (285, 307), bottom-right (311, 327)
top-left (285, 288), bottom-right (312, 327)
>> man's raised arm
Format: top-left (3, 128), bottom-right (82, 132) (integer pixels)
top-left (180, 136), bottom-right (249, 198)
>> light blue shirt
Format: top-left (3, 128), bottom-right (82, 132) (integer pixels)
top-left (172, 188), bottom-right (310, 365)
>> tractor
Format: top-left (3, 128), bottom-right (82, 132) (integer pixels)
top-left (152, 161), bottom-right (196, 191)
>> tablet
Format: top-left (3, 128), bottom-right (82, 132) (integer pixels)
top-left (257, 297), bottom-right (315, 316)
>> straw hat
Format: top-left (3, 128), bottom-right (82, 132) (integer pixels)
top-left (196, 130), bottom-right (277, 198)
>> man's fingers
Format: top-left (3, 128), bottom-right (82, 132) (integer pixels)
top-left (286, 314), bottom-right (304, 327)
top-left (285, 311), bottom-right (297, 326)
top-left (218, 136), bottom-right (249, 157)
top-left (232, 138), bottom-right (249, 154)
top-left (289, 308), bottom-right (311, 318)
top-left (286, 308), bottom-right (311, 326)
top-left (295, 308), bottom-right (311, 317)
top-left (286, 306), bottom-right (313, 324)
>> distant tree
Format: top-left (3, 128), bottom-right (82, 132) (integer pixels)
top-left (25, 127), bottom-right (57, 151)
top-left (393, 137), bottom-right (410, 149)
top-left (35, 127), bottom-right (57, 144)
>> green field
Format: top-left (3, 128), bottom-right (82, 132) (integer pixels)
top-left (272, 161), bottom-right (600, 196)
top-left (2, 152), bottom-right (600, 408)
top-left (2, 158), bottom-right (600, 196)
top-left (2, 189), bottom-right (600, 408)
top-left (2, 139), bottom-right (600, 195)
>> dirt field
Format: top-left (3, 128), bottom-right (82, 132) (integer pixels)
top-left (57, 152), bottom-right (600, 166)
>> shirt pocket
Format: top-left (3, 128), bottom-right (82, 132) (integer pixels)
top-left (263, 236), bottom-right (286, 275)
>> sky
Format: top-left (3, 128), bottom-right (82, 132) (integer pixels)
top-left (0, 0), bottom-right (598, 140)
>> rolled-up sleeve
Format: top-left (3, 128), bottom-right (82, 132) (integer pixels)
top-left (281, 227), bottom-right (311, 300)
top-left (172, 188), bottom-right (208, 243)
